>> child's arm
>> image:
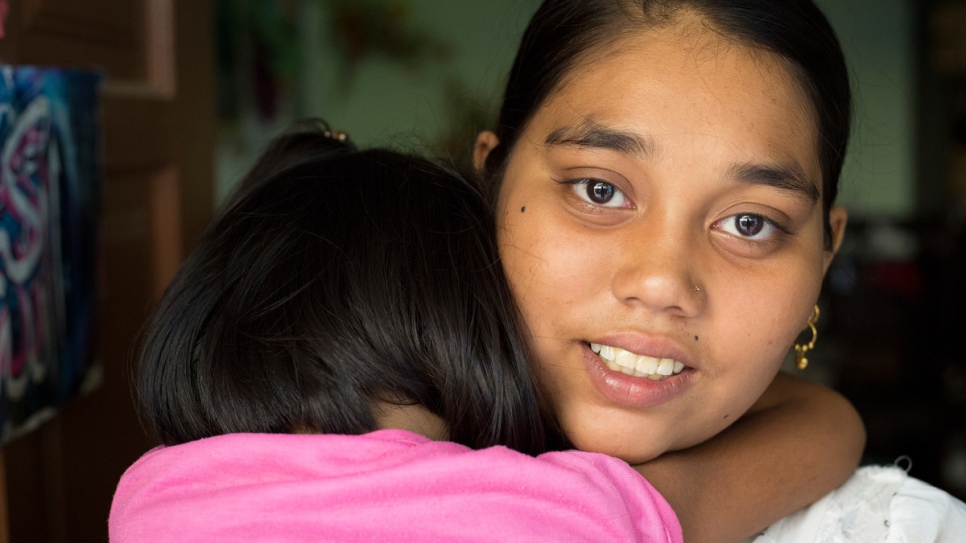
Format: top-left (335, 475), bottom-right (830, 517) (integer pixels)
top-left (634, 372), bottom-right (865, 543)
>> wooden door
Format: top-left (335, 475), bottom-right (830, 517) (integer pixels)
top-left (0, 1), bottom-right (214, 541)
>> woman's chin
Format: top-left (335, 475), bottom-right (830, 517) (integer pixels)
top-left (564, 424), bottom-right (670, 465)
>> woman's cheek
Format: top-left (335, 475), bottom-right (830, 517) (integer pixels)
top-left (503, 206), bottom-right (594, 306)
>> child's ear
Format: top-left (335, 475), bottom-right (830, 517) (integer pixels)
top-left (473, 131), bottom-right (500, 173)
top-left (823, 206), bottom-right (848, 273)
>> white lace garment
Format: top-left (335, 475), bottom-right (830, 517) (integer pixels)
top-left (743, 466), bottom-right (966, 543)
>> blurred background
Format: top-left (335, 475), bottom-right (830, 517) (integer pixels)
top-left (0, 0), bottom-right (963, 541)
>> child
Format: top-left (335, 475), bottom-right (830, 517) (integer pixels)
top-left (110, 124), bottom-right (683, 542)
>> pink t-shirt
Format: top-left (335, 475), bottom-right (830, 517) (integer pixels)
top-left (109, 430), bottom-right (682, 542)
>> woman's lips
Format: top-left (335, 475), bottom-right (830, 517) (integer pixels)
top-left (583, 343), bottom-right (694, 408)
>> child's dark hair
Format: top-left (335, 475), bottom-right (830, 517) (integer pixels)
top-left (136, 122), bottom-right (548, 455)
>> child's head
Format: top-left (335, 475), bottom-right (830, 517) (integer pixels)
top-left (137, 124), bottom-right (547, 454)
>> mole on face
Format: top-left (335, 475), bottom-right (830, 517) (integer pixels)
top-left (694, 335), bottom-right (699, 341)
top-left (521, 206), bottom-right (526, 213)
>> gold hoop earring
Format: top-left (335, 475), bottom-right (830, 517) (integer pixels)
top-left (794, 305), bottom-right (820, 370)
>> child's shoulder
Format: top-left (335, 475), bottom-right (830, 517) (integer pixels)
top-left (110, 432), bottom-right (683, 542)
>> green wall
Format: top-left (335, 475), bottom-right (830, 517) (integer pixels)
top-left (297, 0), bottom-right (541, 148)
top-left (816, 0), bottom-right (916, 218)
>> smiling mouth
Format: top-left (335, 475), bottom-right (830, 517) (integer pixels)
top-left (590, 343), bottom-right (686, 381)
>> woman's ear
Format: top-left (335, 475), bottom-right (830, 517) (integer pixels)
top-left (823, 206), bottom-right (848, 273)
top-left (473, 131), bottom-right (500, 173)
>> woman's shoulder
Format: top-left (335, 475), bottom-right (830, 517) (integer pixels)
top-left (743, 465), bottom-right (966, 543)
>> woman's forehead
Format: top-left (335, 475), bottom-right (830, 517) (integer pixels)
top-left (529, 25), bottom-right (821, 180)
top-left (557, 21), bottom-right (812, 112)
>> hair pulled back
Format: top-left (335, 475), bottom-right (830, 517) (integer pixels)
top-left (486, 0), bottom-right (851, 246)
top-left (137, 123), bottom-right (548, 455)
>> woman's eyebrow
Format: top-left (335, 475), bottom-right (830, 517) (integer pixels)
top-left (544, 122), bottom-right (820, 204)
top-left (544, 120), bottom-right (654, 157)
top-left (727, 163), bottom-right (820, 204)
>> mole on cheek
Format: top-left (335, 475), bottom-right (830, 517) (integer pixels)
top-left (694, 335), bottom-right (699, 341)
top-left (521, 206), bottom-right (526, 213)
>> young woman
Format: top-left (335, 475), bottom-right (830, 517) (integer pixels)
top-left (112, 128), bottom-right (684, 542)
top-left (471, 1), bottom-right (865, 541)
top-left (121, 1), bottom-right (872, 540)
top-left (114, 0), bottom-right (966, 539)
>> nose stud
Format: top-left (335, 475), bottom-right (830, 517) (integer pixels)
top-left (694, 285), bottom-right (701, 292)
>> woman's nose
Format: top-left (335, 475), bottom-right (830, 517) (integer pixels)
top-left (610, 227), bottom-right (704, 318)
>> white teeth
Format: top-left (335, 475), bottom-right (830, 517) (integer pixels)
top-left (591, 343), bottom-right (686, 379)
top-left (615, 349), bottom-right (638, 368)
top-left (636, 356), bottom-right (659, 375)
top-left (599, 345), bottom-right (616, 361)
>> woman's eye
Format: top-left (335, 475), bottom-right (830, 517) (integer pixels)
top-left (571, 179), bottom-right (629, 208)
top-left (717, 213), bottom-right (779, 240)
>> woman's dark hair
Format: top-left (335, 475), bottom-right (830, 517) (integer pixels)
top-left (137, 123), bottom-right (548, 455)
top-left (484, 0), bottom-right (850, 247)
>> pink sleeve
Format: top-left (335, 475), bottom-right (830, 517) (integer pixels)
top-left (110, 431), bottom-right (683, 543)
top-left (535, 449), bottom-right (684, 543)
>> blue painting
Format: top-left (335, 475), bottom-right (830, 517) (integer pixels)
top-left (0, 66), bottom-right (102, 443)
